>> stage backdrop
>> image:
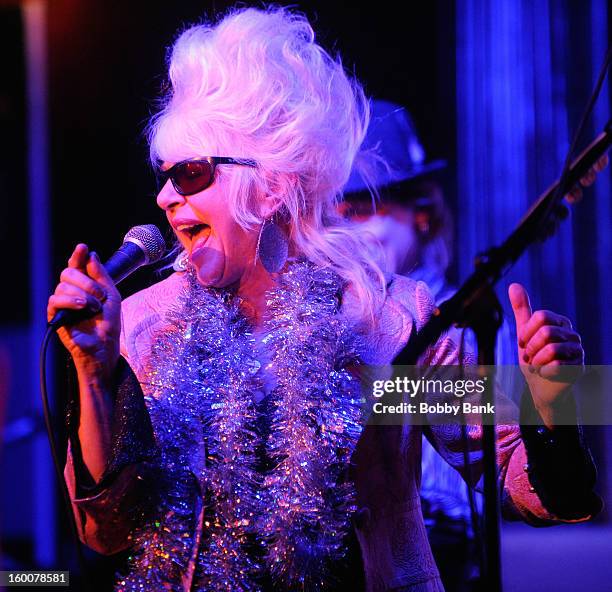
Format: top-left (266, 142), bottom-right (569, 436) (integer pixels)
top-left (455, 0), bottom-right (612, 515)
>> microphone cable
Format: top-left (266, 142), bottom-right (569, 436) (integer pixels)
top-left (40, 325), bottom-right (94, 590)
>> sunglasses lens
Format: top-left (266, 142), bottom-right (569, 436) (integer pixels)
top-left (173, 161), bottom-right (214, 195)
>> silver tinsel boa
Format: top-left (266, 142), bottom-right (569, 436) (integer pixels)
top-left (115, 260), bottom-right (365, 591)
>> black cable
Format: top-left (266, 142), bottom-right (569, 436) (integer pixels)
top-left (39, 325), bottom-right (93, 590)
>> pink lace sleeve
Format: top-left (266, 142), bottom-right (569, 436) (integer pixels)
top-left (386, 275), bottom-right (599, 525)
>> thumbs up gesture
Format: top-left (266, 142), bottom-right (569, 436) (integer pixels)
top-left (508, 283), bottom-right (584, 427)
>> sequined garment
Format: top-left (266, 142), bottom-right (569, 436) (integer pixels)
top-left (114, 261), bottom-right (364, 591)
top-left (63, 263), bottom-right (600, 592)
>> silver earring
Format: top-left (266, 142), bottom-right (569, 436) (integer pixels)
top-left (256, 218), bottom-right (288, 273)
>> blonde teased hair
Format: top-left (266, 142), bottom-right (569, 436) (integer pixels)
top-left (148, 6), bottom-right (386, 322)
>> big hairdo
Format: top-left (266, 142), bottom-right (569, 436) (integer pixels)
top-left (148, 6), bottom-right (387, 323)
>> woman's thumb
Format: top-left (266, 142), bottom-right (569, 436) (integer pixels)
top-left (508, 282), bottom-right (532, 330)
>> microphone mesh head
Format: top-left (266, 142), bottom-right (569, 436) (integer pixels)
top-left (123, 225), bottom-right (166, 264)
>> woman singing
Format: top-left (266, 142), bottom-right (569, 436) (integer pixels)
top-left (48, 7), bottom-right (601, 591)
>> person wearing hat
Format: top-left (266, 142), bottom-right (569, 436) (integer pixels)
top-left (342, 99), bottom-right (513, 591)
top-left (342, 100), bottom-right (451, 295)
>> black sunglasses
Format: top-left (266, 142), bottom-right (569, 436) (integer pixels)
top-left (158, 156), bottom-right (258, 196)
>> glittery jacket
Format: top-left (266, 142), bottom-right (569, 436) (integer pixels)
top-left (63, 270), bottom-right (600, 592)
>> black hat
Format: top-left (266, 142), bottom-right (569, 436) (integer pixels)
top-left (345, 99), bottom-right (445, 194)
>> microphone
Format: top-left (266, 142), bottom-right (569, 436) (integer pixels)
top-left (49, 224), bottom-right (166, 329)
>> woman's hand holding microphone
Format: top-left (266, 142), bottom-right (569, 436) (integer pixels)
top-left (47, 243), bottom-right (121, 483)
top-left (47, 243), bottom-right (121, 383)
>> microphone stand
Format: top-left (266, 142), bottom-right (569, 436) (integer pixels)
top-left (394, 119), bottom-right (612, 591)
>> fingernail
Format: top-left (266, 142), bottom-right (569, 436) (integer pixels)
top-left (91, 252), bottom-right (100, 263)
top-left (75, 297), bottom-right (86, 306)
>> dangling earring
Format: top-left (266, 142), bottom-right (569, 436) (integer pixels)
top-left (255, 217), bottom-right (288, 273)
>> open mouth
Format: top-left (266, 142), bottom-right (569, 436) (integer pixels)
top-left (176, 223), bottom-right (212, 252)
